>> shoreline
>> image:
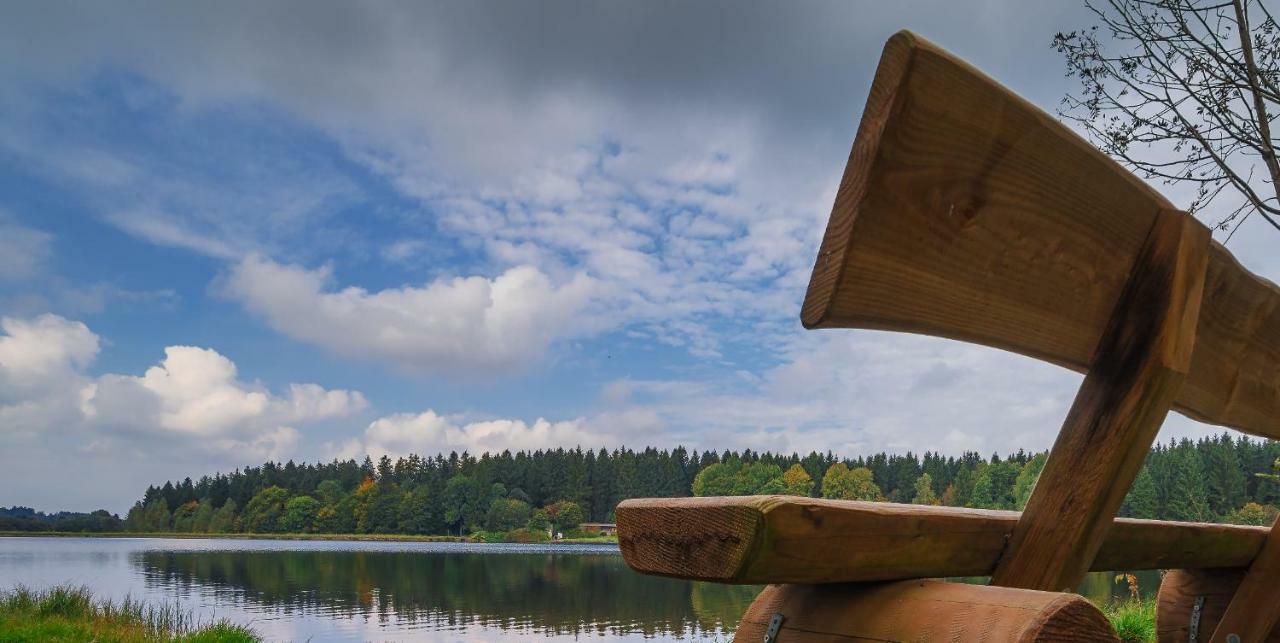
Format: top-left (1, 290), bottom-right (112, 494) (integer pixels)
top-left (0, 530), bottom-right (618, 545)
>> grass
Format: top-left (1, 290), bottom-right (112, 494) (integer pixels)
top-left (558, 534), bottom-right (619, 544)
top-left (1098, 598), bottom-right (1156, 643)
top-left (0, 585), bottom-right (259, 642)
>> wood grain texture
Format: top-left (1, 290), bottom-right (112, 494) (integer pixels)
top-left (1210, 516), bottom-right (1280, 642)
top-left (1181, 244), bottom-right (1280, 440)
top-left (1156, 569), bottom-right (1280, 643)
top-left (990, 209), bottom-right (1210, 592)
top-left (615, 496), bottom-right (1267, 584)
top-left (732, 581), bottom-right (1118, 642)
top-left (801, 30), bottom-right (1280, 441)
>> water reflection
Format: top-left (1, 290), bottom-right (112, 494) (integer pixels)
top-left (136, 548), bottom-right (761, 639)
top-left (0, 537), bottom-right (1160, 641)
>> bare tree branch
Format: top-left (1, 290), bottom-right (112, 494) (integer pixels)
top-left (1055, 0), bottom-right (1280, 237)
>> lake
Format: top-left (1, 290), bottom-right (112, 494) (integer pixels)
top-left (0, 536), bottom-right (1158, 641)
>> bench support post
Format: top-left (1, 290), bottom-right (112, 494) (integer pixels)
top-left (1210, 519), bottom-right (1280, 641)
top-left (990, 208), bottom-right (1209, 591)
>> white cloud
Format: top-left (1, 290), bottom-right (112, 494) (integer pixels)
top-left (0, 314), bottom-right (101, 437)
top-left (0, 314), bottom-right (365, 460)
top-left (221, 255), bottom-right (598, 374)
top-left (0, 314), bottom-right (98, 403)
top-left (103, 210), bottom-right (240, 260)
top-left (84, 345), bottom-right (366, 437)
top-left (339, 407), bottom-right (652, 461)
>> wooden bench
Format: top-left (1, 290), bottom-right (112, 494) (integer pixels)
top-left (617, 30), bottom-right (1280, 642)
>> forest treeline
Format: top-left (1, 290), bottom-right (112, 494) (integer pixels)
top-left (7, 433), bottom-right (1280, 537)
top-left (0, 506), bottom-right (123, 532)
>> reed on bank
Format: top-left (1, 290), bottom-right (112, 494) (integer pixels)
top-left (0, 585), bottom-right (259, 642)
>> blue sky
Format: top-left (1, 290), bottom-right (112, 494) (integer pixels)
top-left (2, 1), bottom-right (1278, 512)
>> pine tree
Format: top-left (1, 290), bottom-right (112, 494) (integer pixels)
top-left (1120, 465), bottom-right (1158, 519)
top-left (951, 466), bottom-right (976, 507)
top-left (1204, 434), bottom-right (1246, 516)
top-left (1166, 441), bottom-right (1212, 522)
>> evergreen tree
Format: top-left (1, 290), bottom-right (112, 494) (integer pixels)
top-left (1166, 441), bottom-right (1212, 522)
top-left (1120, 465), bottom-right (1159, 519)
top-left (1204, 434), bottom-right (1247, 516)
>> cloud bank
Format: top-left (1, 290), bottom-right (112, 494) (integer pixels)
top-left (222, 256), bottom-right (598, 374)
top-left (1, 314), bottom-right (366, 461)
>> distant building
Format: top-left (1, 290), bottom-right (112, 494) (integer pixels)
top-left (580, 522), bottom-right (617, 536)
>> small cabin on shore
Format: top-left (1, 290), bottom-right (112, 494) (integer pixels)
top-left (580, 522), bottom-right (616, 536)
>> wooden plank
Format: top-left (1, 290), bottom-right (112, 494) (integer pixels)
top-left (801, 30), bottom-right (1280, 441)
top-left (615, 496), bottom-right (1267, 584)
top-left (732, 581), bottom-right (1118, 642)
top-left (990, 208), bottom-right (1209, 592)
top-left (1156, 569), bottom-right (1280, 643)
top-left (1210, 516), bottom-right (1280, 642)
top-left (1180, 244), bottom-right (1280, 436)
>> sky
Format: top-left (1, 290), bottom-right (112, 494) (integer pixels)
top-left (2, 1), bottom-right (1278, 512)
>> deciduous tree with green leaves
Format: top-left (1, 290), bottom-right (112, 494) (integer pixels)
top-left (1012, 453), bottom-right (1048, 511)
top-left (820, 463), bottom-right (883, 502)
top-left (485, 498), bottom-right (532, 532)
top-left (912, 473), bottom-right (938, 505)
top-left (244, 486), bottom-right (289, 533)
top-left (281, 496), bottom-right (321, 533)
top-left (780, 464), bottom-right (815, 497)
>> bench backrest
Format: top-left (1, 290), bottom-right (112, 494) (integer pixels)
top-left (618, 31), bottom-right (1280, 639)
top-left (801, 31), bottom-right (1280, 440)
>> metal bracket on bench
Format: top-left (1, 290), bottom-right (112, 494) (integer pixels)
top-left (1188, 595), bottom-right (1204, 642)
top-left (763, 613), bottom-right (785, 643)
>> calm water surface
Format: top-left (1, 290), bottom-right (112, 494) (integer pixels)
top-left (0, 536), bottom-right (1157, 642)
top-left (0, 537), bottom-right (758, 641)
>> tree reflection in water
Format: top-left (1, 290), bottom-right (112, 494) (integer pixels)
top-left (137, 549), bottom-right (762, 638)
